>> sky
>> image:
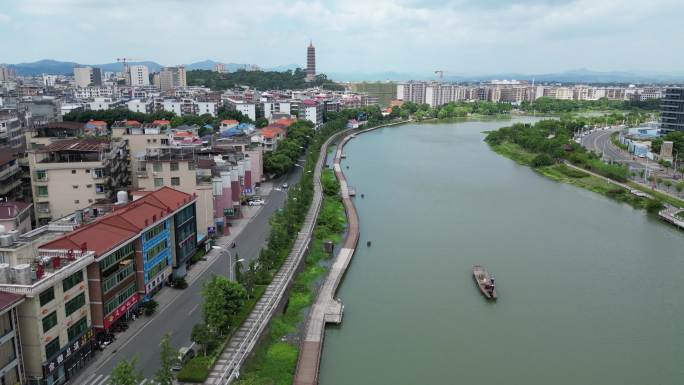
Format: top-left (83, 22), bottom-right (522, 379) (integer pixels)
top-left (1, 0), bottom-right (683, 75)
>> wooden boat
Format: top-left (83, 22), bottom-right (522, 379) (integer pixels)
top-left (472, 265), bottom-right (497, 300)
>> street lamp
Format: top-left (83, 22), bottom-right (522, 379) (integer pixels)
top-left (212, 246), bottom-right (245, 281)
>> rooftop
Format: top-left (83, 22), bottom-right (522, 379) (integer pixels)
top-left (37, 138), bottom-right (111, 153)
top-left (40, 187), bottom-right (194, 258)
top-left (0, 291), bottom-right (24, 312)
top-left (0, 202), bottom-right (31, 220)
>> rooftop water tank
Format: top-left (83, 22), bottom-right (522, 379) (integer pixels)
top-left (0, 263), bottom-right (9, 284)
top-left (12, 264), bottom-right (31, 285)
top-left (116, 191), bottom-right (128, 205)
top-left (0, 234), bottom-right (12, 247)
top-left (8, 230), bottom-right (19, 243)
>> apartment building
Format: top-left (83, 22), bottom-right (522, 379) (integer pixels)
top-left (0, 152), bottom-right (22, 202)
top-left (299, 99), bottom-right (322, 128)
top-left (661, 88), bottom-right (684, 133)
top-left (28, 139), bottom-right (130, 224)
top-left (159, 66), bottom-right (187, 92)
top-left (0, 292), bottom-right (25, 385)
top-left (1, 109), bottom-right (24, 151)
top-left (223, 97), bottom-right (256, 121)
top-left (0, 66), bottom-right (16, 82)
top-left (72, 67), bottom-right (102, 88)
top-left (127, 65), bottom-right (149, 87)
top-left (134, 148), bottom-right (212, 244)
top-left (0, 246), bottom-right (95, 385)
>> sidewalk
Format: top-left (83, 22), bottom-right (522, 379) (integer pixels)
top-left (72, 183), bottom-right (274, 385)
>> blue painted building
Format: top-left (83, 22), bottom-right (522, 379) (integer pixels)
top-left (141, 219), bottom-right (173, 297)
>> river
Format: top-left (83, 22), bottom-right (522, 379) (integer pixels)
top-left (317, 117), bottom-right (684, 385)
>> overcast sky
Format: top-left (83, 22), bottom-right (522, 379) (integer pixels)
top-left (1, 0), bottom-right (683, 74)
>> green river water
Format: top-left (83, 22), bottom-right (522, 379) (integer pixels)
top-left (318, 118), bottom-right (684, 385)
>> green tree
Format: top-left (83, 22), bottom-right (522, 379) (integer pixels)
top-left (191, 323), bottom-right (214, 356)
top-left (255, 117), bottom-right (269, 128)
top-left (202, 275), bottom-right (247, 334)
top-left (108, 358), bottom-right (142, 385)
top-left (155, 334), bottom-right (177, 385)
top-left (676, 181), bottom-right (684, 193)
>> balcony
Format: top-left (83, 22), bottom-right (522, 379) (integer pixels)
top-left (0, 180), bottom-right (21, 196)
top-left (0, 164), bottom-right (19, 181)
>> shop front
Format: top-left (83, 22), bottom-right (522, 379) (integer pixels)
top-left (41, 329), bottom-right (94, 385)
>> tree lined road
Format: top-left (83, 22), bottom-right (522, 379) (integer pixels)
top-left (73, 167), bottom-right (303, 383)
top-left (580, 128), bottom-right (656, 169)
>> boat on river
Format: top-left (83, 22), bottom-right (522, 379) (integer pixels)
top-left (472, 265), bottom-right (497, 300)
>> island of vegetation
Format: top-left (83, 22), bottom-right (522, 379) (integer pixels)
top-left (187, 68), bottom-right (343, 91)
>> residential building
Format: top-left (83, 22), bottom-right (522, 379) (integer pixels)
top-left (126, 99), bottom-right (153, 114)
top-left (0, 66), bottom-right (16, 82)
top-left (661, 87), bottom-right (684, 133)
top-left (259, 125), bottom-right (286, 152)
top-left (0, 109), bottom-right (24, 151)
top-left (88, 98), bottom-right (124, 111)
top-left (306, 41), bottom-right (316, 82)
top-left (28, 139), bottom-right (130, 224)
top-left (350, 82), bottom-right (396, 107)
top-left (0, 152), bottom-right (22, 202)
top-left (127, 65), bottom-right (149, 87)
top-left (0, 292), bottom-right (25, 385)
top-left (223, 97), bottom-right (256, 121)
top-left (0, 247), bottom-right (94, 385)
top-left (299, 99), bottom-right (322, 128)
top-left (0, 201), bottom-right (32, 234)
top-left (21, 97), bottom-right (61, 127)
top-left (159, 66), bottom-right (187, 92)
top-left (134, 148), bottom-right (212, 246)
top-left (73, 67), bottom-right (92, 88)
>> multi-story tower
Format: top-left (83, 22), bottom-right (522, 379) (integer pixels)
top-left (159, 66), bottom-right (187, 92)
top-left (127, 65), bottom-right (149, 87)
top-left (306, 41), bottom-right (316, 82)
top-left (661, 88), bottom-right (684, 133)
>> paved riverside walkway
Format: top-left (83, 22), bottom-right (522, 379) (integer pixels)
top-left (293, 120), bottom-right (409, 385)
top-left (192, 129), bottom-right (354, 385)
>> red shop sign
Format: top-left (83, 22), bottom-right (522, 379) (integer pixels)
top-left (103, 293), bottom-right (140, 329)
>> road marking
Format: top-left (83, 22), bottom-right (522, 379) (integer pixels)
top-left (188, 303), bottom-right (200, 315)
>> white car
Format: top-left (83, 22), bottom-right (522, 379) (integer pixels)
top-left (249, 199), bottom-right (265, 206)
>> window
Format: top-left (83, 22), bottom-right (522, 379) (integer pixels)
top-left (144, 222), bottom-right (167, 241)
top-left (95, 184), bottom-right (105, 194)
top-left (104, 284), bottom-right (136, 315)
top-left (42, 311), bottom-right (58, 333)
top-left (71, 170), bottom-right (76, 174)
top-left (171, 177), bottom-right (180, 186)
top-left (73, 185), bottom-right (79, 189)
top-left (99, 243), bottom-right (134, 271)
top-left (153, 163), bottom-right (162, 172)
top-left (154, 178), bottom-right (163, 187)
top-left (170, 162), bottom-right (179, 171)
top-left (85, 169), bottom-right (90, 173)
top-left (62, 271), bottom-right (83, 292)
top-left (45, 338), bottom-right (60, 360)
top-left (67, 317), bottom-right (88, 342)
top-left (146, 239), bottom-right (168, 262)
top-left (86, 184), bottom-right (92, 188)
top-left (37, 186), bottom-right (48, 196)
top-left (188, 161), bottom-right (196, 170)
top-left (74, 200), bottom-right (79, 204)
top-left (64, 293), bottom-right (85, 316)
top-left (148, 258), bottom-right (168, 278)
top-left (147, 139), bottom-right (151, 143)
top-left (161, 139), bottom-right (169, 145)
top-left (102, 263), bottom-right (134, 293)
top-left (36, 170), bottom-right (46, 181)
top-left (94, 168), bottom-right (105, 178)
top-left (39, 287), bottom-right (55, 306)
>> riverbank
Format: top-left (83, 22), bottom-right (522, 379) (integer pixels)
top-left (487, 141), bottom-right (677, 212)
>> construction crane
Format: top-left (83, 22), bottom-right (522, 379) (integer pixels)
top-left (434, 70), bottom-right (446, 80)
top-left (116, 58), bottom-right (142, 85)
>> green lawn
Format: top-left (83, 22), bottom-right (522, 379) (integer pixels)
top-left (489, 141), bottom-right (536, 166)
top-left (626, 181), bottom-right (684, 209)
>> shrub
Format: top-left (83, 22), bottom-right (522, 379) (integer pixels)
top-left (142, 299), bottom-right (159, 316)
top-left (176, 356), bottom-right (213, 383)
top-left (646, 200), bottom-right (665, 214)
top-left (173, 277), bottom-right (188, 290)
top-left (531, 154), bottom-right (554, 168)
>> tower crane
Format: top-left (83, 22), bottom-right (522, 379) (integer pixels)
top-left (116, 57), bottom-right (142, 85)
top-left (434, 70), bottom-right (446, 80)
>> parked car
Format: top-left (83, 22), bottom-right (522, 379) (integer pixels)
top-left (281, 183), bottom-right (289, 189)
top-left (249, 199), bottom-right (265, 206)
top-left (172, 344), bottom-right (196, 371)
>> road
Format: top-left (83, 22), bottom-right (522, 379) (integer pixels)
top-left (580, 128), bottom-right (656, 170)
top-left (74, 166), bottom-right (303, 385)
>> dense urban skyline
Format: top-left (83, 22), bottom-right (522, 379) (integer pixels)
top-left (2, 0), bottom-right (684, 75)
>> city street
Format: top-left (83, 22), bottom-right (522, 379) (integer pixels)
top-left (73, 167), bottom-right (303, 385)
